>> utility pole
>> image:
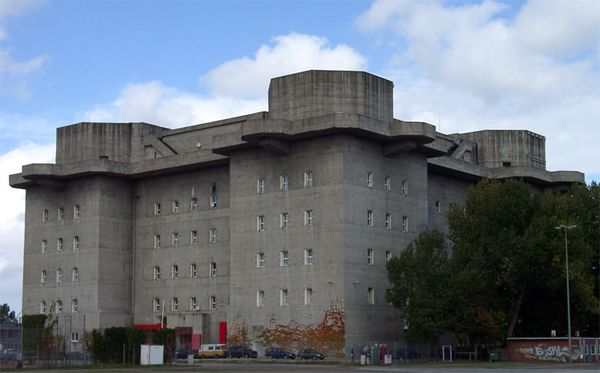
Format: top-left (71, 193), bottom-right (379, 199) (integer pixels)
top-left (556, 224), bottom-right (576, 362)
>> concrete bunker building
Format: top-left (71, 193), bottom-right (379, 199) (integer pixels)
top-left (10, 70), bottom-right (583, 354)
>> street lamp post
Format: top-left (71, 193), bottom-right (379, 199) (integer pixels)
top-left (556, 224), bottom-right (576, 363)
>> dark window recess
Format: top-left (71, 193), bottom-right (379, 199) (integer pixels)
top-left (99, 155), bottom-right (110, 160)
top-left (502, 161), bottom-right (511, 167)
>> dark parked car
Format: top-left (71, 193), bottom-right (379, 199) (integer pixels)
top-left (175, 348), bottom-right (190, 359)
top-left (297, 348), bottom-right (325, 360)
top-left (228, 345), bottom-right (258, 358)
top-left (265, 347), bottom-right (296, 359)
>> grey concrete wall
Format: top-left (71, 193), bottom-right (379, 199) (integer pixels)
top-left (132, 166), bottom-right (230, 343)
top-left (228, 135), bottom-right (346, 341)
top-left (426, 172), bottom-right (472, 233)
top-left (456, 130), bottom-right (546, 169)
top-left (341, 137), bottom-right (429, 347)
top-left (269, 70), bottom-right (393, 122)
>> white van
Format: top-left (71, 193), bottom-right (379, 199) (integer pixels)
top-left (197, 344), bottom-right (228, 358)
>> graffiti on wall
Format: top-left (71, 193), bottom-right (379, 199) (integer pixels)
top-left (260, 306), bottom-right (345, 357)
top-left (516, 344), bottom-right (581, 362)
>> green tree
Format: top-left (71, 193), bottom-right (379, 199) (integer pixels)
top-left (0, 303), bottom-right (17, 322)
top-left (386, 231), bottom-right (450, 343)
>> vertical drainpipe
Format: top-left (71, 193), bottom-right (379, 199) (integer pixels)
top-left (131, 186), bottom-right (137, 326)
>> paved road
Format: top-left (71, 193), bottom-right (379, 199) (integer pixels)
top-left (6, 361), bottom-right (600, 372)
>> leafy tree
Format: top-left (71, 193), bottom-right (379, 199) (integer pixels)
top-left (386, 231), bottom-right (450, 343)
top-left (387, 179), bottom-right (599, 345)
top-left (0, 303), bottom-right (17, 322)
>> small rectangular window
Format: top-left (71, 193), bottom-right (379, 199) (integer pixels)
top-left (57, 207), bottom-right (64, 222)
top-left (41, 240), bottom-right (47, 253)
top-left (171, 265), bottom-right (179, 279)
top-left (172, 232), bottom-right (179, 247)
top-left (385, 213), bottom-right (392, 229)
top-left (280, 289), bottom-right (288, 306)
top-left (367, 172), bottom-right (374, 188)
top-left (304, 210), bottom-right (313, 226)
top-left (367, 248), bottom-right (374, 265)
top-left (190, 297), bottom-right (198, 311)
top-left (71, 332), bottom-right (79, 343)
top-left (154, 234), bottom-right (161, 249)
top-left (280, 212), bottom-right (288, 229)
top-left (73, 204), bottom-right (80, 219)
top-left (190, 197), bottom-right (198, 211)
top-left (304, 249), bottom-right (314, 265)
top-left (171, 297), bottom-right (179, 312)
top-left (435, 200), bottom-right (441, 213)
top-left (304, 288), bottom-right (313, 305)
top-left (209, 228), bottom-right (217, 243)
top-left (209, 295), bottom-right (217, 310)
top-left (71, 298), bottom-right (78, 313)
top-left (40, 270), bottom-right (47, 283)
top-left (72, 236), bottom-right (79, 251)
top-left (172, 200), bottom-right (179, 213)
top-left (56, 268), bottom-right (63, 283)
top-left (384, 176), bottom-right (391, 192)
top-left (42, 209), bottom-right (48, 223)
top-left (72, 267), bottom-right (79, 281)
top-left (385, 250), bottom-right (392, 263)
top-left (40, 301), bottom-right (46, 314)
top-left (191, 231), bottom-right (198, 244)
top-left (256, 290), bottom-right (264, 307)
top-left (257, 215), bottom-right (265, 231)
top-left (209, 183), bottom-right (217, 208)
top-left (209, 262), bottom-right (217, 278)
top-left (257, 177), bottom-right (266, 194)
top-left (257, 253), bottom-right (265, 268)
top-left (280, 250), bottom-right (289, 266)
top-left (280, 175), bottom-right (289, 191)
top-left (367, 210), bottom-right (373, 226)
top-left (55, 300), bottom-right (63, 313)
top-left (57, 238), bottom-right (64, 252)
top-left (401, 180), bottom-right (408, 196)
top-left (153, 298), bottom-right (161, 313)
top-left (153, 266), bottom-right (161, 280)
top-left (304, 171), bottom-right (313, 188)
top-left (402, 216), bottom-right (409, 233)
top-left (190, 263), bottom-right (197, 278)
top-left (368, 287), bottom-right (375, 304)
top-left (154, 203), bottom-right (161, 216)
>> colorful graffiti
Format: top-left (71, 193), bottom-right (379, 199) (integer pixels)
top-left (260, 307), bottom-right (345, 357)
top-left (516, 344), bottom-right (580, 362)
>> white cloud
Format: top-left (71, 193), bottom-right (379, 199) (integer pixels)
top-left (202, 33), bottom-right (367, 98)
top-left (84, 33), bottom-right (367, 127)
top-left (0, 142), bottom-right (55, 313)
top-left (0, 0), bottom-right (45, 41)
top-left (357, 0), bottom-right (600, 177)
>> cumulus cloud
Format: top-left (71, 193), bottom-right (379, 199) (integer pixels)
top-left (357, 0), bottom-right (600, 178)
top-left (85, 33), bottom-right (367, 126)
top-left (202, 33), bottom-right (367, 98)
top-left (0, 142), bottom-right (55, 312)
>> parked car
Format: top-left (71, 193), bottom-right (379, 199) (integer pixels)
top-left (228, 345), bottom-right (258, 358)
top-left (297, 348), bottom-right (325, 360)
top-left (0, 349), bottom-right (18, 362)
top-left (196, 344), bottom-right (228, 358)
top-left (175, 348), bottom-right (190, 359)
top-left (265, 347), bottom-right (296, 359)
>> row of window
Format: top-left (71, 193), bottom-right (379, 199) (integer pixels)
top-left (152, 262), bottom-right (217, 280)
top-left (41, 267), bottom-right (79, 284)
top-left (366, 172), bottom-right (408, 194)
top-left (257, 210), bottom-right (313, 231)
top-left (366, 210), bottom-right (409, 231)
top-left (42, 205), bottom-right (80, 223)
top-left (39, 298), bottom-right (78, 314)
top-left (153, 228), bottom-right (219, 249)
top-left (153, 184), bottom-right (218, 216)
top-left (255, 171), bottom-right (313, 194)
top-left (40, 236), bottom-right (79, 253)
top-left (153, 296), bottom-right (218, 312)
top-left (256, 249), bottom-right (314, 268)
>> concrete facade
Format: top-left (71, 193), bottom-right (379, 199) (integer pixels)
top-left (10, 70), bottom-right (584, 355)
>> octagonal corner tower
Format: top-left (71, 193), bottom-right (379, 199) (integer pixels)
top-left (268, 70), bottom-right (394, 122)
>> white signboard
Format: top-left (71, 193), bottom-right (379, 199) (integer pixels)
top-left (140, 344), bottom-right (164, 365)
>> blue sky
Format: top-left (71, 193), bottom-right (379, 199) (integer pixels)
top-left (1, 0), bottom-right (599, 314)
